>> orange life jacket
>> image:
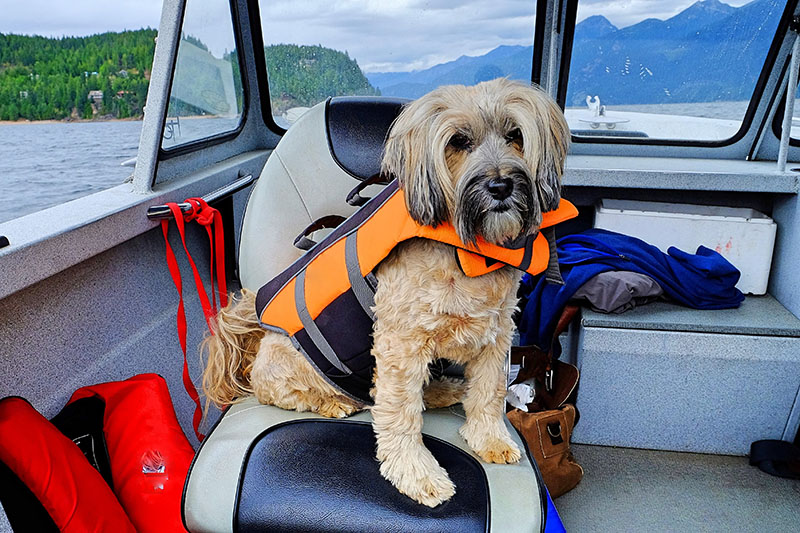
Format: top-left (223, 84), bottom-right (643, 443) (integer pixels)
top-left (256, 180), bottom-right (578, 403)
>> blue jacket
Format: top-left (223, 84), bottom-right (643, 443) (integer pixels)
top-left (518, 229), bottom-right (744, 351)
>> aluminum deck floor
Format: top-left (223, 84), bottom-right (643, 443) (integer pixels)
top-left (555, 444), bottom-right (800, 532)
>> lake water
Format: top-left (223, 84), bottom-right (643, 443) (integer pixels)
top-left (0, 116), bottom-right (241, 224)
top-left (0, 120), bottom-right (142, 224)
top-left (0, 101), bottom-right (793, 225)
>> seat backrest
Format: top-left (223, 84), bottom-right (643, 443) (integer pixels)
top-left (239, 97), bottom-right (407, 291)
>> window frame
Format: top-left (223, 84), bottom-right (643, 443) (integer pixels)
top-left (158, 0), bottom-right (251, 161)
top-left (531, 0), bottom-right (549, 87)
top-left (770, 61), bottom-right (800, 147)
top-left (248, 0), bottom-right (286, 136)
top-left (554, 0), bottom-right (797, 148)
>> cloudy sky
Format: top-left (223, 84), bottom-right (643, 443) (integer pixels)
top-left (0, 0), bottom-right (759, 72)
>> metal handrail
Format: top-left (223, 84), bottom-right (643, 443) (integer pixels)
top-left (146, 173), bottom-right (255, 220)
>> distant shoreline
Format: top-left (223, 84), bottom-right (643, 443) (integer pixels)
top-left (0, 116), bottom-right (143, 126)
top-left (0, 115), bottom-right (234, 126)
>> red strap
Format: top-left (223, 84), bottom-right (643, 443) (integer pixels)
top-left (184, 198), bottom-right (228, 314)
top-left (161, 199), bottom-right (228, 441)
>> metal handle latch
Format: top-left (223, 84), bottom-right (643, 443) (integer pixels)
top-left (147, 174), bottom-right (254, 220)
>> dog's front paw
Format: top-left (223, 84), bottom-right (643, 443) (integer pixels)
top-left (460, 423), bottom-right (521, 464)
top-left (474, 437), bottom-right (521, 464)
top-left (379, 448), bottom-right (456, 507)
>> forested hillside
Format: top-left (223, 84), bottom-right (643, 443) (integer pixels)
top-left (265, 44), bottom-right (378, 113)
top-left (0, 30), bottom-right (156, 121)
top-left (0, 32), bottom-right (379, 122)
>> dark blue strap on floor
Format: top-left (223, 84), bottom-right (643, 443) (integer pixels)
top-left (749, 440), bottom-right (800, 479)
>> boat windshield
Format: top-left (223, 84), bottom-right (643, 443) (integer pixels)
top-left (161, 0), bottom-right (245, 150)
top-left (258, 0), bottom-right (537, 128)
top-left (564, 0), bottom-right (787, 143)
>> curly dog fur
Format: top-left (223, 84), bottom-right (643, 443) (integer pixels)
top-left (203, 78), bottom-right (569, 507)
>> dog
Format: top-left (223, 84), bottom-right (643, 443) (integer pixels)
top-left (202, 78), bottom-right (570, 507)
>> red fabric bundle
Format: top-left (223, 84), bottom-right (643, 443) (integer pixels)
top-left (69, 374), bottom-right (195, 533)
top-left (0, 397), bottom-right (136, 532)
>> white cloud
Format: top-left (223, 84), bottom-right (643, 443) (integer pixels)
top-left (0, 0), bottom-right (162, 37)
top-left (259, 0), bottom-right (536, 72)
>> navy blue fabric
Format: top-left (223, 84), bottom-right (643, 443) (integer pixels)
top-left (518, 229), bottom-right (745, 350)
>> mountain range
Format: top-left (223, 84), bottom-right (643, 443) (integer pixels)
top-left (365, 0), bottom-right (785, 106)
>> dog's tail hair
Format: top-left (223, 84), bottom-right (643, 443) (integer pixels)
top-left (202, 288), bottom-right (264, 410)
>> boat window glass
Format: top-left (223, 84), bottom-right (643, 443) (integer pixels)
top-left (257, 0), bottom-right (537, 129)
top-left (161, 0), bottom-right (244, 150)
top-left (565, 0), bottom-right (787, 143)
top-left (0, 26), bottom-right (158, 224)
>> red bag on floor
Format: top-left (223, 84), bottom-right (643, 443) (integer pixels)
top-left (69, 373), bottom-right (195, 533)
top-left (0, 397), bottom-right (136, 532)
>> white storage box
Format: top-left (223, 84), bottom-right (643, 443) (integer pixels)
top-left (594, 199), bottom-right (777, 294)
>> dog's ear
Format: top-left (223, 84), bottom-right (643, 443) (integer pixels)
top-left (506, 82), bottom-right (569, 213)
top-left (382, 98), bottom-right (450, 227)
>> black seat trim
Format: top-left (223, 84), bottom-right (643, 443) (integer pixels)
top-left (325, 97), bottom-right (410, 181)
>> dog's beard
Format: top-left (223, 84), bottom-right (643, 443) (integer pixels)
top-left (454, 167), bottom-right (537, 246)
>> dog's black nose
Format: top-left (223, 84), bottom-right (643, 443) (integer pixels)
top-left (487, 177), bottom-right (514, 201)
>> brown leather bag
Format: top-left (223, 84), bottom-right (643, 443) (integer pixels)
top-left (507, 305), bottom-right (583, 497)
top-left (508, 305), bottom-right (580, 411)
top-left (507, 404), bottom-right (583, 498)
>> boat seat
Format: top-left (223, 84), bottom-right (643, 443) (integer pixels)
top-left (238, 97), bottom-right (407, 292)
top-left (182, 399), bottom-right (549, 532)
top-left (189, 97), bottom-right (558, 532)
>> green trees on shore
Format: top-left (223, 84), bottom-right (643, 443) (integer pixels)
top-left (0, 31), bottom-right (379, 122)
top-left (0, 30), bottom-right (156, 121)
top-left (265, 44), bottom-right (378, 113)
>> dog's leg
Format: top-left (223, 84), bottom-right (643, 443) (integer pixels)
top-left (372, 335), bottom-right (456, 507)
top-left (250, 333), bottom-right (362, 418)
top-left (459, 334), bottom-right (521, 464)
top-left (423, 376), bottom-right (465, 409)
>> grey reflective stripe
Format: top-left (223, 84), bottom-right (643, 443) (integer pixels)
top-left (294, 271), bottom-right (352, 375)
top-left (345, 234), bottom-right (376, 321)
top-left (543, 227), bottom-right (564, 285)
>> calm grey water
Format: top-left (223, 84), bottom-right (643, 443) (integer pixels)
top-left (0, 116), bottom-right (243, 224)
top-left (0, 100), bottom-right (783, 225)
top-left (0, 120), bottom-right (142, 224)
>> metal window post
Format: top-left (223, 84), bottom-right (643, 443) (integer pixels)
top-left (778, 17), bottom-right (800, 172)
top-left (132, 0), bottom-right (187, 193)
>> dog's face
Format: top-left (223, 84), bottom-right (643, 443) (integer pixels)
top-left (382, 78), bottom-right (569, 246)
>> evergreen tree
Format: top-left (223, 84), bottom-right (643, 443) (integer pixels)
top-left (0, 29), bottom-right (157, 121)
top-left (264, 44), bottom-right (379, 114)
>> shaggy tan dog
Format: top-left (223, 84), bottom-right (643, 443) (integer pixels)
top-left (203, 78), bottom-right (569, 507)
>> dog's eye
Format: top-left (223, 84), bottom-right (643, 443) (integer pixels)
top-left (448, 133), bottom-right (473, 152)
top-left (505, 128), bottom-right (523, 147)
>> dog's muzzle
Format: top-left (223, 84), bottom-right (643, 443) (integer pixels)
top-left (456, 166), bottom-right (537, 245)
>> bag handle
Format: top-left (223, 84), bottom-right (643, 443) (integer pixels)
top-left (346, 173), bottom-right (390, 207)
top-left (510, 305), bottom-right (580, 411)
top-left (293, 215), bottom-right (347, 250)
